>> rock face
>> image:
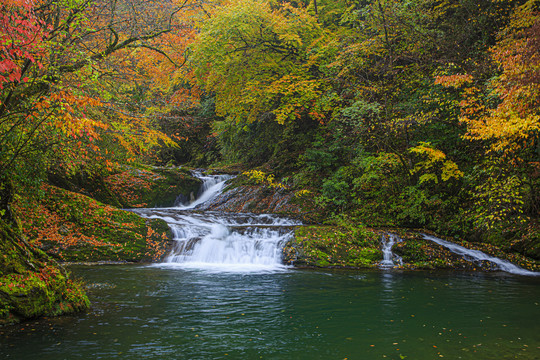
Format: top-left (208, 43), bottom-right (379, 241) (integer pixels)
top-left (0, 219), bottom-right (90, 325)
top-left (201, 185), bottom-right (322, 223)
top-left (14, 184), bottom-right (172, 263)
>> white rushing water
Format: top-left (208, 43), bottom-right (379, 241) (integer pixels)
top-left (134, 172), bottom-right (300, 272)
top-left (422, 234), bottom-right (539, 276)
top-left (175, 172), bottom-right (233, 210)
top-left (379, 233), bottom-right (403, 268)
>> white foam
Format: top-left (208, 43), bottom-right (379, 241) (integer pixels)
top-left (422, 234), bottom-right (539, 276)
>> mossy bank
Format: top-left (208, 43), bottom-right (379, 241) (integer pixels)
top-left (14, 184), bottom-right (172, 263)
top-left (0, 220), bottom-right (89, 325)
top-left (1, 167), bottom-right (200, 324)
top-left (285, 226), bottom-right (540, 272)
top-left (48, 166), bottom-right (202, 209)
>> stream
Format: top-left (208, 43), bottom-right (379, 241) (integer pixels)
top-left (132, 173), bottom-right (300, 272)
top-left (1, 173), bottom-right (539, 359)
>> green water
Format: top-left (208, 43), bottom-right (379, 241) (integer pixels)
top-left (1, 266), bottom-right (539, 359)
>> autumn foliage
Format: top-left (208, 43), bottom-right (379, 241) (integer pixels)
top-left (14, 184), bottom-right (171, 262)
top-left (1, 0), bottom-right (539, 307)
top-left (179, 0), bottom-right (540, 254)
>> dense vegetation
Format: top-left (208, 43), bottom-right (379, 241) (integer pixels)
top-left (1, 0), bottom-right (539, 321)
top-left (187, 0), bottom-right (540, 255)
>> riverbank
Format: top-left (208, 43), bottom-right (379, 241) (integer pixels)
top-left (0, 219), bottom-right (90, 326)
top-left (2, 167), bottom-right (538, 326)
top-left (281, 226), bottom-right (540, 273)
top-left (0, 166), bottom-right (201, 324)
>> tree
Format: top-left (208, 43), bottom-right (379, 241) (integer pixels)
top-left (0, 0), bottom-right (205, 218)
top-left (436, 0), bottom-right (540, 229)
top-left (192, 0), bottom-right (329, 125)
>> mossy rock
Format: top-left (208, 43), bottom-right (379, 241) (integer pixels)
top-left (392, 232), bottom-right (540, 271)
top-left (205, 182), bottom-right (324, 224)
top-left (14, 185), bottom-right (173, 263)
top-left (287, 225), bottom-right (382, 268)
top-left (0, 219), bottom-right (89, 325)
top-left (48, 166), bottom-right (201, 209)
top-left (393, 236), bottom-right (469, 270)
top-left (105, 167), bottom-right (201, 208)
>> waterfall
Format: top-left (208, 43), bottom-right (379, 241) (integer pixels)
top-left (166, 224), bottom-right (294, 269)
top-left (422, 234), bottom-right (539, 276)
top-left (379, 233), bottom-right (402, 268)
top-left (175, 172), bottom-right (233, 210)
top-left (133, 172), bottom-right (300, 272)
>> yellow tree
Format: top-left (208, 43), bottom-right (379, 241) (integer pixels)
top-left (191, 0), bottom-right (329, 125)
top-left (436, 0), bottom-right (540, 229)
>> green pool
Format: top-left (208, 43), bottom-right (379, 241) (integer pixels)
top-left (1, 265), bottom-right (539, 360)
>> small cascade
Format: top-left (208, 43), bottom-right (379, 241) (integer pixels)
top-left (133, 171), bottom-right (300, 272)
top-left (422, 234), bottom-right (539, 276)
top-left (176, 172), bottom-right (233, 210)
top-left (379, 233), bottom-right (402, 268)
top-left (166, 224), bottom-right (294, 269)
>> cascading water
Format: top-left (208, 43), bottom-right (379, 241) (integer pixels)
top-left (133, 172), bottom-right (300, 272)
top-left (422, 234), bottom-right (539, 276)
top-left (379, 233), bottom-right (402, 268)
top-left (176, 171), bottom-right (233, 209)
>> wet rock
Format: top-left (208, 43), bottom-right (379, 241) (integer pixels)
top-left (200, 185), bottom-right (322, 223)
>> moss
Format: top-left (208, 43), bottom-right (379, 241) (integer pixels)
top-left (392, 231), bottom-right (540, 271)
top-left (0, 219), bottom-right (89, 325)
top-left (393, 237), bottom-right (465, 270)
top-left (287, 225), bottom-right (382, 268)
top-left (14, 184), bottom-right (172, 263)
top-left (102, 167), bottom-right (201, 208)
top-left (389, 230), bottom-right (479, 270)
top-left (48, 166), bottom-right (201, 209)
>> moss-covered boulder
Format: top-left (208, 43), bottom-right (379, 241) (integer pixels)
top-left (14, 184), bottom-right (172, 262)
top-left (99, 167), bottom-right (201, 208)
top-left (286, 225), bottom-right (382, 268)
top-left (0, 219), bottom-right (89, 325)
top-left (48, 166), bottom-right (201, 209)
top-left (393, 233), bottom-right (476, 270)
top-left (393, 231), bottom-right (540, 271)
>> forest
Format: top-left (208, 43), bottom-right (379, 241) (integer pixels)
top-left (1, 0), bottom-right (540, 324)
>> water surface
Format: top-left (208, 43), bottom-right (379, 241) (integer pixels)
top-left (1, 266), bottom-right (539, 360)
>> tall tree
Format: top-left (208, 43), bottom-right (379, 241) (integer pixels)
top-left (192, 0), bottom-right (329, 125)
top-left (0, 0), bottom-right (204, 218)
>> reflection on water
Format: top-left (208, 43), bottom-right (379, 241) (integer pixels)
top-left (1, 267), bottom-right (539, 360)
